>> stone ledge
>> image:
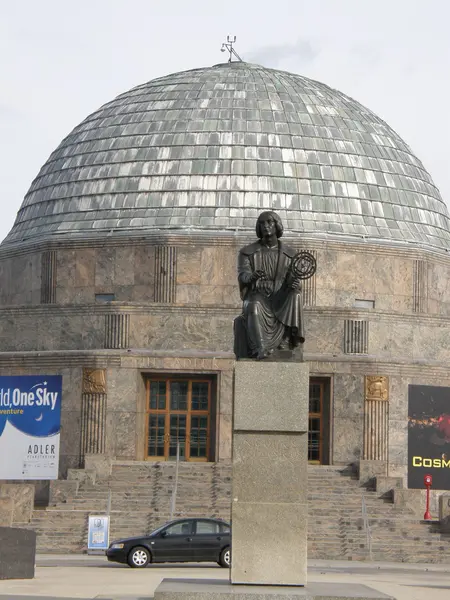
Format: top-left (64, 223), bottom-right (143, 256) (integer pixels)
top-left (0, 226), bottom-right (447, 262)
top-left (375, 476), bottom-right (404, 497)
top-left (49, 480), bottom-right (79, 504)
top-left (0, 483), bottom-right (34, 523)
top-left (358, 460), bottom-right (387, 487)
top-left (0, 498), bottom-right (13, 526)
top-left (154, 578), bottom-right (395, 600)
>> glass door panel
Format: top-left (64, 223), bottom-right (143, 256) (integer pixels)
top-left (169, 414), bottom-right (187, 461)
top-left (191, 382), bottom-right (209, 410)
top-left (147, 414), bottom-right (166, 458)
top-left (189, 415), bottom-right (208, 459)
top-left (308, 381), bottom-right (323, 464)
top-left (150, 381), bottom-right (167, 409)
top-left (308, 416), bottom-right (321, 462)
top-left (170, 381), bottom-right (188, 410)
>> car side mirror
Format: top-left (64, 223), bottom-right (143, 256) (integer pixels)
top-left (160, 531), bottom-right (167, 538)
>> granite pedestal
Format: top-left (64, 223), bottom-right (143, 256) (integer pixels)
top-left (231, 361), bottom-right (309, 586)
top-left (0, 527), bottom-right (36, 579)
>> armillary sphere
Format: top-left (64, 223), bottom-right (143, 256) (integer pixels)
top-left (291, 251), bottom-right (317, 280)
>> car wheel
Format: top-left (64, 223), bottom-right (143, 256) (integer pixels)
top-left (218, 546), bottom-right (231, 568)
top-left (127, 546), bottom-right (151, 568)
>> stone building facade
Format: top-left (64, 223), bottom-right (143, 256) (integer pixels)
top-left (1, 60), bottom-right (450, 499)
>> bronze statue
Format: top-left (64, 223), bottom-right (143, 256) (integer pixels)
top-left (234, 211), bottom-right (316, 361)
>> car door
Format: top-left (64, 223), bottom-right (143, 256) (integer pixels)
top-left (150, 520), bottom-right (195, 562)
top-left (190, 519), bottom-right (224, 562)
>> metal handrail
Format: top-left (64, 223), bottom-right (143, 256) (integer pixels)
top-left (361, 494), bottom-right (373, 561)
top-left (169, 441), bottom-right (180, 520)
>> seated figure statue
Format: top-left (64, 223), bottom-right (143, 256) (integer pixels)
top-left (234, 211), bottom-right (305, 361)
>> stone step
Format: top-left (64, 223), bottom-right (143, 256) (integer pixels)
top-left (25, 460), bottom-right (450, 561)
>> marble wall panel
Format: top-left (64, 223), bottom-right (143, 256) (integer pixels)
top-left (333, 374), bottom-right (364, 419)
top-left (111, 411), bottom-right (137, 459)
top-left (203, 285), bottom-right (241, 308)
top-left (335, 251), bottom-right (357, 299)
top-left (69, 287), bottom-right (96, 304)
top-left (392, 258), bottom-right (413, 296)
top-left (353, 254), bottom-right (379, 296)
top-left (334, 289), bottom-right (356, 307)
top-left (176, 285), bottom-right (201, 305)
top-left (218, 412), bottom-right (232, 461)
top-left (315, 287), bottom-right (336, 307)
top-left (11, 255), bottom-right (35, 300)
top-left (4, 239), bottom-right (450, 318)
top-left (115, 247), bottom-right (135, 286)
top-left (30, 251), bottom-right (42, 299)
top-left (95, 247), bottom-right (115, 289)
top-left (113, 285), bottom-right (134, 302)
top-left (369, 320), bottom-right (413, 360)
top-left (134, 246), bottom-right (156, 287)
top-left (388, 419), bottom-right (407, 462)
top-left (218, 370), bottom-right (234, 415)
top-left (315, 248), bottom-right (337, 294)
top-left (177, 247), bottom-right (202, 286)
top-left (131, 284), bottom-right (155, 302)
top-left (61, 367), bottom-right (83, 412)
top-left (74, 248), bottom-right (96, 287)
top-left (388, 376), bottom-right (408, 421)
top-left (412, 323), bottom-right (450, 361)
top-left (36, 315), bottom-right (61, 351)
top-left (56, 250), bottom-right (76, 303)
top-left (107, 368), bottom-right (138, 412)
top-left (332, 416), bottom-right (363, 464)
top-left (15, 315), bottom-right (40, 351)
top-left (201, 247), bottom-right (235, 287)
top-left (0, 257), bottom-right (12, 305)
top-left (58, 317), bottom-right (85, 350)
top-left (304, 313), bottom-right (342, 355)
top-left (427, 260), bottom-right (450, 314)
top-left (374, 293), bottom-right (411, 313)
top-left (139, 312), bottom-right (233, 352)
top-left (60, 409), bottom-right (82, 456)
top-left (0, 314), bottom-right (17, 350)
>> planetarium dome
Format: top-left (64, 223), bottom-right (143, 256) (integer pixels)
top-left (3, 61), bottom-right (450, 249)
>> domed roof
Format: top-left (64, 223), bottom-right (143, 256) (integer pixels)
top-left (3, 61), bottom-right (450, 249)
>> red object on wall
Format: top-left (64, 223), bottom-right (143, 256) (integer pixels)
top-left (424, 474), bottom-right (432, 520)
top-left (437, 415), bottom-right (450, 440)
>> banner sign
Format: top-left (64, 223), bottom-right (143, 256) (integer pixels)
top-left (0, 375), bottom-right (62, 480)
top-left (408, 384), bottom-right (450, 490)
top-left (88, 515), bottom-right (110, 550)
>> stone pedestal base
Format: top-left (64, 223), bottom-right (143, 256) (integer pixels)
top-left (232, 362), bottom-right (309, 586)
top-left (0, 527), bottom-right (36, 579)
top-left (154, 579), bottom-right (395, 600)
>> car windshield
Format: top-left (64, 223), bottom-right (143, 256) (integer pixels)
top-left (148, 522), bottom-right (171, 536)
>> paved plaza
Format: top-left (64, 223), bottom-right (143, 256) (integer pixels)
top-left (0, 556), bottom-right (449, 600)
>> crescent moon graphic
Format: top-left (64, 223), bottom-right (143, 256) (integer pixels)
top-left (35, 413), bottom-right (43, 422)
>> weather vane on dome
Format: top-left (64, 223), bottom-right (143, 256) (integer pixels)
top-left (221, 36), bottom-right (243, 63)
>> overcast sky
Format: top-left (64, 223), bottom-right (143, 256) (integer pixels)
top-left (1, 0), bottom-right (449, 243)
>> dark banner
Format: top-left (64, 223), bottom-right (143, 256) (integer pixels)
top-left (408, 385), bottom-right (450, 489)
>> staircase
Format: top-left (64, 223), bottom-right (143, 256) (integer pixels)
top-left (23, 461), bottom-right (450, 562)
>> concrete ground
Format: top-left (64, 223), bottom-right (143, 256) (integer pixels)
top-left (0, 555), bottom-right (449, 600)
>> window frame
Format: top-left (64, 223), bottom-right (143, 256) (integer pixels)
top-left (145, 377), bottom-right (212, 462)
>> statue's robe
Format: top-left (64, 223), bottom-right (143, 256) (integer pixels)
top-left (235, 239), bottom-right (304, 358)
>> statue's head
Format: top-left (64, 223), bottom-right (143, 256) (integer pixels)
top-left (255, 211), bottom-right (284, 239)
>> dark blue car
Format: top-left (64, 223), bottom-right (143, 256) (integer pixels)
top-left (106, 517), bottom-right (231, 568)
